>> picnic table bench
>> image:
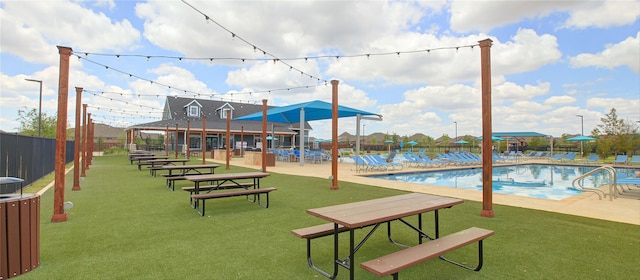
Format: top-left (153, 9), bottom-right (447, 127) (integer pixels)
top-left (191, 187), bottom-right (277, 216)
top-left (360, 227), bottom-right (494, 279)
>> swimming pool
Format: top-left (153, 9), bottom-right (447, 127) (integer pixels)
top-left (369, 164), bottom-right (635, 200)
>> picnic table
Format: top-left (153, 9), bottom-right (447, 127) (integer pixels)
top-left (184, 172), bottom-right (272, 216)
top-left (303, 193), bottom-right (464, 279)
top-left (152, 163), bottom-right (220, 177)
top-left (130, 155), bottom-right (169, 165)
top-left (137, 158), bottom-right (188, 171)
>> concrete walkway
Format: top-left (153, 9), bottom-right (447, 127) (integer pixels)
top-left (208, 156), bottom-right (640, 225)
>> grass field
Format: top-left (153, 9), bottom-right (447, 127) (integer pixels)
top-left (17, 155), bottom-right (640, 279)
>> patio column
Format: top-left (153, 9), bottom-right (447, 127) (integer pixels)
top-left (331, 80), bottom-right (339, 190)
top-left (81, 103), bottom-right (87, 177)
top-left (202, 115), bottom-right (206, 164)
top-left (51, 46), bottom-right (72, 223)
top-left (261, 99), bottom-right (267, 172)
top-left (72, 87), bottom-right (82, 191)
top-left (479, 38), bottom-right (494, 218)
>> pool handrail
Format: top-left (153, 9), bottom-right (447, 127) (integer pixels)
top-left (571, 166), bottom-right (616, 200)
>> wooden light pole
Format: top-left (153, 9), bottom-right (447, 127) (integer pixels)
top-left (479, 38), bottom-right (494, 218)
top-left (51, 46), bottom-right (72, 223)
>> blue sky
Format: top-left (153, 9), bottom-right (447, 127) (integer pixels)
top-left (1, 0), bottom-right (639, 140)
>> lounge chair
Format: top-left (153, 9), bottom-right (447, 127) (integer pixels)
top-left (612, 155), bottom-right (628, 165)
top-left (372, 154), bottom-right (402, 170)
top-left (583, 154), bottom-right (599, 164)
top-left (629, 155), bottom-right (640, 165)
top-left (549, 153), bottom-right (565, 162)
top-left (561, 152), bottom-right (577, 163)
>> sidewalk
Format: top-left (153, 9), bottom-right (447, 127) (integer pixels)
top-left (208, 156), bottom-right (640, 225)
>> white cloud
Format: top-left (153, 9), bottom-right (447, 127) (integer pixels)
top-left (586, 97), bottom-right (640, 121)
top-left (492, 29), bottom-right (562, 75)
top-left (449, 1), bottom-right (580, 33)
top-left (570, 32), bottom-right (640, 73)
top-left (493, 81), bottom-right (551, 104)
top-left (0, 1), bottom-right (140, 65)
top-left (544, 95), bottom-right (576, 106)
top-left (562, 1), bottom-right (640, 29)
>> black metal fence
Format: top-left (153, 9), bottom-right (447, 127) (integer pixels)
top-left (0, 132), bottom-right (74, 190)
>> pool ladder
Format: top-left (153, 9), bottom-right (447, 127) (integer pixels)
top-left (571, 166), bottom-right (617, 200)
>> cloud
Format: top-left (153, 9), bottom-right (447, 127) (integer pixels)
top-left (544, 95), bottom-right (576, 106)
top-left (449, 1), bottom-right (580, 33)
top-left (586, 97), bottom-right (640, 121)
top-left (569, 32), bottom-right (640, 73)
top-left (449, 1), bottom-right (638, 33)
top-left (562, 1), bottom-right (640, 29)
top-left (0, 1), bottom-right (140, 65)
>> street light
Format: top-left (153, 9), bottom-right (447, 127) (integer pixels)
top-left (576, 115), bottom-right (584, 157)
top-left (25, 78), bottom-right (43, 137)
top-left (454, 121), bottom-right (457, 150)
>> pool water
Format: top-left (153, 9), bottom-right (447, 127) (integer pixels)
top-left (369, 164), bottom-right (635, 200)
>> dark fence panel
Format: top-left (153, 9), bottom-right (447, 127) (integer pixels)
top-left (0, 133), bottom-right (74, 188)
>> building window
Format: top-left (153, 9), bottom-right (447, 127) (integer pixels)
top-left (188, 105), bottom-right (199, 117)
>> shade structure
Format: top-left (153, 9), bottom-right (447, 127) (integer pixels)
top-left (455, 139), bottom-right (469, 144)
top-left (236, 100), bottom-right (379, 166)
top-left (477, 136), bottom-right (504, 141)
top-left (235, 100), bottom-right (379, 123)
top-left (567, 135), bottom-right (596, 141)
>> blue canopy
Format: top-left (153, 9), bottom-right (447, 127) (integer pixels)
top-left (236, 100), bottom-right (379, 166)
top-left (567, 135), bottom-right (596, 141)
top-left (235, 100), bottom-right (379, 123)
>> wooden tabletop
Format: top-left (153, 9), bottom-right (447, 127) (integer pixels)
top-left (146, 158), bottom-right (189, 163)
top-left (185, 172), bottom-right (270, 182)
top-left (307, 193), bottom-right (463, 229)
top-left (155, 164), bottom-right (219, 170)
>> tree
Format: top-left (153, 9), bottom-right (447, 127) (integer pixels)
top-left (16, 107), bottom-right (57, 138)
top-left (592, 108), bottom-right (640, 157)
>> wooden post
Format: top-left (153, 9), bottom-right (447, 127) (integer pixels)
top-left (51, 46), bottom-right (72, 223)
top-left (331, 80), bottom-right (339, 190)
top-left (202, 116), bottom-right (206, 164)
top-left (261, 99), bottom-right (267, 173)
top-left (86, 113), bottom-right (91, 171)
top-left (479, 38), bottom-right (494, 218)
top-left (81, 103), bottom-right (87, 177)
top-left (226, 110), bottom-right (231, 170)
top-left (174, 123), bottom-right (179, 159)
top-left (240, 126), bottom-right (244, 157)
top-left (186, 120), bottom-right (191, 160)
top-left (72, 87), bottom-right (82, 191)
top-left (165, 125), bottom-right (169, 156)
top-left (88, 118), bottom-right (94, 165)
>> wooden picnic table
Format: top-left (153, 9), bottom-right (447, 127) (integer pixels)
top-left (138, 158), bottom-right (188, 171)
top-left (305, 193), bottom-right (463, 280)
top-left (130, 155), bottom-right (169, 165)
top-left (152, 163), bottom-right (220, 177)
top-left (184, 172), bottom-right (270, 209)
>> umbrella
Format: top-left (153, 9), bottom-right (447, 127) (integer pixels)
top-left (567, 135), bottom-right (596, 141)
top-left (384, 139), bottom-right (394, 153)
top-left (455, 139), bottom-right (469, 144)
top-left (407, 140), bottom-right (418, 152)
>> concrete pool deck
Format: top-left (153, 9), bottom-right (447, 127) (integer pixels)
top-left (210, 156), bottom-right (640, 225)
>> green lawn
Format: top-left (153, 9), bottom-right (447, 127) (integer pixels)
top-left (19, 155), bottom-right (640, 279)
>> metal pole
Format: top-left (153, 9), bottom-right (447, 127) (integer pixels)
top-left (25, 79), bottom-right (43, 137)
top-left (454, 121), bottom-right (457, 151)
top-left (576, 115), bottom-right (584, 157)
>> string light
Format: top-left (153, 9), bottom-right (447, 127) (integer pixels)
top-left (76, 43), bottom-right (479, 64)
